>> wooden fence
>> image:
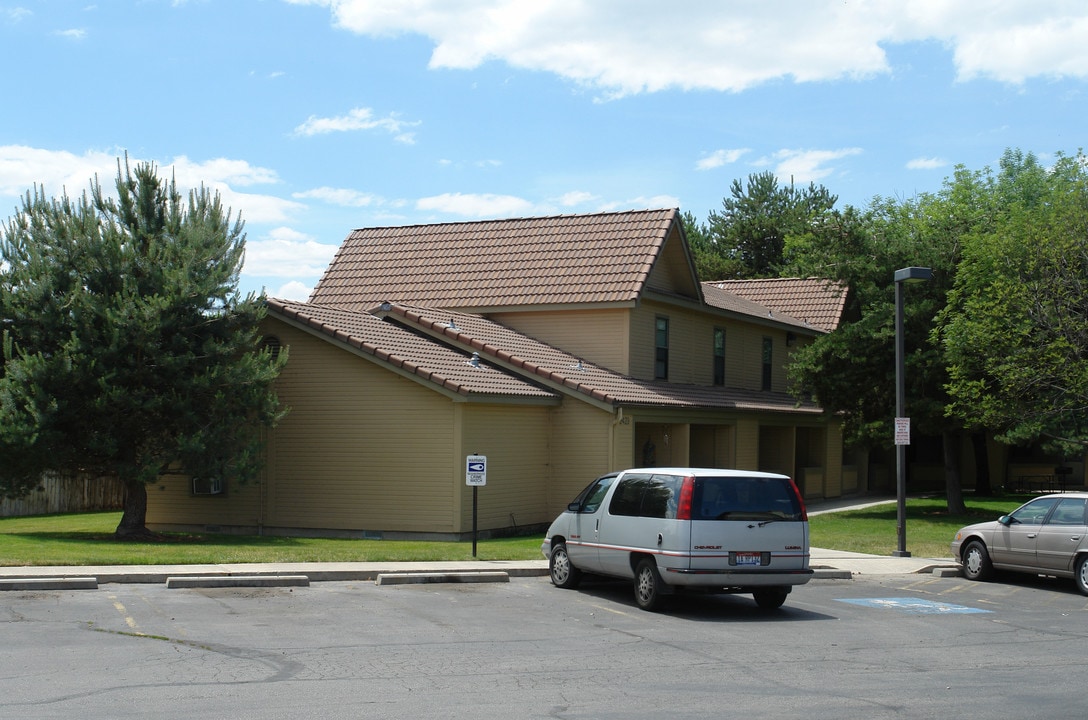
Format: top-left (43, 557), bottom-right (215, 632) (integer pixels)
top-left (0, 474), bottom-right (125, 517)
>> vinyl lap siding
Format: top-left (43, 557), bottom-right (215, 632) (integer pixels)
top-left (459, 404), bottom-right (552, 531)
top-left (489, 309), bottom-right (631, 375)
top-left (546, 401), bottom-right (614, 515)
top-left (267, 323), bottom-right (456, 533)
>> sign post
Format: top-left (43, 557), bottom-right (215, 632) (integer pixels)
top-left (466, 454), bottom-right (486, 557)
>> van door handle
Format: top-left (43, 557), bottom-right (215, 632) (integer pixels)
top-left (657, 533), bottom-right (663, 546)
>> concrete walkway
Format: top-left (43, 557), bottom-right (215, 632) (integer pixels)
top-left (0, 496), bottom-right (962, 589)
top-left (0, 551), bottom-right (960, 590)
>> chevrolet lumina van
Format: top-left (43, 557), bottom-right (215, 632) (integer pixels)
top-left (540, 468), bottom-right (812, 611)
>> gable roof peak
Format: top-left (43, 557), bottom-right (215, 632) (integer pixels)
top-left (310, 207), bottom-right (683, 312)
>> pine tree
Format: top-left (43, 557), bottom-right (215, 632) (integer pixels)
top-left (0, 158), bottom-right (286, 538)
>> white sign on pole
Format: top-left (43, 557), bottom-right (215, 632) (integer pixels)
top-left (894, 417), bottom-right (911, 446)
top-left (466, 455), bottom-right (487, 486)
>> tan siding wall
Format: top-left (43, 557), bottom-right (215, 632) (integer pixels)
top-left (457, 403), bottom-right (552, 532)
top-left (547, 401), bottom-right (616, 515)
top-left (149, 474), bottom-right (263, 529)
top-left (735, 419), bottom-right (760, 470)
top-left (265, 321), bottom-right (457, 533)
top-left (488, 309), bottom-right (631, 374)
top-left (631, 299), bottom-right (794, 390)
top-left (150, 319), bottom-right (460, 534)
top-left (645, 225), bottom-right (699, 298)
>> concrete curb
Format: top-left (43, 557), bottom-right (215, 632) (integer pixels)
top-left (165, 574), bottom-right (310, 589)
top-left (0, 577), bottom-right (98, 591)
top-left (375, 571), bottom-right (511, 586)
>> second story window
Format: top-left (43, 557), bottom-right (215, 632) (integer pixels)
top-left (761, 337), bottom-right (773, 391)
top-left (655, 317), bottom-right (669, 380)
top-left (713, 328), bottom-right (725, 386)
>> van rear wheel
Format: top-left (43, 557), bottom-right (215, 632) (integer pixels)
top-left (634, 558), bottom-right (666, 611)
top-left (753, 588), bottom-right (789, 610)
top-left (549, 542), bottom-right (582, 589)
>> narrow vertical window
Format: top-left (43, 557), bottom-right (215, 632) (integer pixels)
top-left (655, 317), bottom-right (669, 380)
top-left (761, 337), bottom-right (773, 391)
top-left (713, 327), bottom-right (725, 386)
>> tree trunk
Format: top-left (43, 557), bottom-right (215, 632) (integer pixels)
top-left (943, 430), bottom-right (967, 515)
top-left (114, 478), bottom-right (153, 540)
top-left (971, 432), bottom-right (993, 496)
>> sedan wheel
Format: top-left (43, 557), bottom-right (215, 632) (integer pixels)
top-left (549, 542), bottom-right (581, 589)
top-left (962, 540), bottom-right (993, 581)
top-left (1075, 556), bottom-right (1088, 597)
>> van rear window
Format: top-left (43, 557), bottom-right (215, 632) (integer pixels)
top-left (691, 477), bottom-right (803, 521)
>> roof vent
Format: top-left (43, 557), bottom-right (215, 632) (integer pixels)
top-left (468, 352), bottom-right (480, 368)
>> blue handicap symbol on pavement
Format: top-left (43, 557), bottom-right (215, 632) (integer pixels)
top-left (837, 597), bottom-right (991, 615)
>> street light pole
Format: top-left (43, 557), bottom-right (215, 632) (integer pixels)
top-left (893, 266), bottom-right (932, 558)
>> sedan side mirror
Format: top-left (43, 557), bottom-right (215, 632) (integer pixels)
top-left (998, 515), bottom-right (1013, 526)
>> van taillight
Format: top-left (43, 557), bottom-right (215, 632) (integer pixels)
top-left (789, 477), bottom-right (808, 520)
top-left (677, 476), bottom-right (694, 520)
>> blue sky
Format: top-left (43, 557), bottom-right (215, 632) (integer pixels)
top-left (3, 1), bottom-right (1087, 300)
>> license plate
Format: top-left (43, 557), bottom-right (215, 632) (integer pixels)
top-left (735, 552), bottom-right (762, 566)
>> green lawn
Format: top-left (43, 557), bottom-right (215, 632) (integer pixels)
top-left (0, 512), bottom-right (544, 566)
top-left (809, 495), bottom-right (1028, 559)
top-left (0, 495), bottom-right (1028, 566)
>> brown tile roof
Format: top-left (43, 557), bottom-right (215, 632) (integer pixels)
top-left (267, 299), bottom-right (558, 401)
top-left (706, 278), bottom-right (847, 332)
top-left (379, 303), bottom-right (823, 415)
top-left (309, 208), bottom-right (679, 312)
top-left (700, 283), bottom-right (816, 332)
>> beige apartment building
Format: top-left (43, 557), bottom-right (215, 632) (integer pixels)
top-left (147, 208), bottom-right (852, 538)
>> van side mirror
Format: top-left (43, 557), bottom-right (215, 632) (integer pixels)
top-left (568, 502), bottom-right (581, 513)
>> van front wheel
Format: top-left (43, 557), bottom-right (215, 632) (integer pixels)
top-left (549, 542), bottom-right (582, 589)
top-left (634, 558), bottom-right (666, 611)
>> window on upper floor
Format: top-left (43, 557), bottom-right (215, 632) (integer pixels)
top-left (713, 327), bottom-right (725, 386)
top-left (761, 336), bottom-right (773, 391)
top-left (655, 316), bottom-right (669, 380)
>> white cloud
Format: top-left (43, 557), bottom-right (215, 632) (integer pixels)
top-left (758, 148), bottom-right (864, 184)
top-left (293, 106), bottom-right (420, 143)
top-left (293, 186), bottom-right (382, 207)
top-left (0, 146), bottom-right (301, 225)
top-left (597, 194), bottom-right (681, 213)
top-left (696, 148), bottom-right (750, 171)
top-left (295, 1), bottom-right (1088, 96)
top-left (2, 7), bottom-right (33, 23)
top-left (55, 28), bottom-right (86, 39)
top-left (0, 145), bottom-right (120, 197)
top-left (416, 192), bottom-right (534, 217)
top-left (267, 280), bottom-right (314, 302)
top-left (243, 227), bottom-right (339, 277)
top-left (557, 190), bottom-right (597, 207)
top-left (906, 157), bottom-right (949, 170)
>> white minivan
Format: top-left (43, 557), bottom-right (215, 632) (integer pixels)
top-left (541, 468), bottom-right (812, 611)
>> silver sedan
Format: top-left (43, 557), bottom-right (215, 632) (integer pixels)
top-left (951, 492), bottom-right (1088, 595)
